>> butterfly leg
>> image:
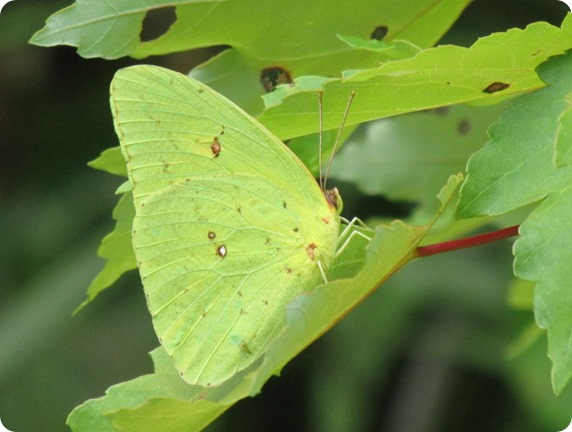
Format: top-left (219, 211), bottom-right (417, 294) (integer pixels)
top-left (317, 261), bottom-right (328, 284)
top-left (336, 217), bottom-right (373, 257)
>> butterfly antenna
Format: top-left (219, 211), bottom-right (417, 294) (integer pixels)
top-left (323, 91), bottom-right (356, 190)
top-left (318, 91), bottom-right (324, 191)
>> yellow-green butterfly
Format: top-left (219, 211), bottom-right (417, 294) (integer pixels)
top-left (111, 65), bottom-right (342, 386)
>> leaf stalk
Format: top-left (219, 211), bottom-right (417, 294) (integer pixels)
top-left (416, 225), bottom-right (520, 258)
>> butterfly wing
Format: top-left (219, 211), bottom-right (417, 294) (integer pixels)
top-left (111, 65), bottom-right (340, 386)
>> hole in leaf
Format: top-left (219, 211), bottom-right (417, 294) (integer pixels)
top-left (482, 82), bottom-right (510, 94)
top-left (260, 66), bottom-right (293, 92)
top-left (370, 25), bottom-right (388, 40)
top-left (140, 6), bottom-right (177, 42)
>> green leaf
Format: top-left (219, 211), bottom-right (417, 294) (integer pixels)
top-left (330, 103), bottom-right (507, 209)
top-left (88, 147), bottom-right (127, 177)
top-left (555, 92), bottom-right (572, 167)
top-left (30, 0), bottom-right (221, 59)
top-left (499, 51), bottom-right (572, 396)
top-left (259, 16), bottom-right (572, 140)
top-left (74, 192), bottom-right (136, 313)
top-left (31, 0), bottom-right (470, 113)
top-left (514, 183), bottom-right (572, 395)
top-left (336, 35), bottom-right (422, 60)
top-left (458, 50), bottom-right (572, 217)
top-left (67, 348), bottom-right (231, 432)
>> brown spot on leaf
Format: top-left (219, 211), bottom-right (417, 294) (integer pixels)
top-left (434, 106), bottom-right (449, 116)
top-left (458, 119), bottom-right (471, 135)
top-left (260, 66), bottom-right (293, 92)
top-left (208, 231), bottom-right (216, 240)
top-left (285, 267), bottom-right (292, 274)
top-left (482, 82), bottom-right (510, 94)
top-left (140, 6), bottom-right (176, 42)
top-left (370, 25), bottom-right (388, 41)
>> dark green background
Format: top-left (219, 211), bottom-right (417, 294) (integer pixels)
top-left (0, 1), bottom-right (570, 431)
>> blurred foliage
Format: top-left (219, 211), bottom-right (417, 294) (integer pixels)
top-left (1, 1), bottom-right (572, 431)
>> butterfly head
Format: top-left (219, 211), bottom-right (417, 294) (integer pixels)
top-left (324, 187), bottom-right (343, 215)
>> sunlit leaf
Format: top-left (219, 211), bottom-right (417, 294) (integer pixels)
top-left (259, 16), bottom-right (572, 140)
top-left (88, 147), bottom-right (127, 177)
top-left (503, 52), bottom-right (572, 395)
top-left (31, 0), bottom-right (470, 113)
top-left (458, 50), bottom-right (572, 218)
top-left (514, 183), bottom-right (572, 395)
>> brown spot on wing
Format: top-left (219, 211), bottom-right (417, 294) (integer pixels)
top-left (306, 242), bottom-right (317, 260)
top-left (216, 245), bottom-right (227, 258)
top-left (211, 137), bottom-right (221, 157)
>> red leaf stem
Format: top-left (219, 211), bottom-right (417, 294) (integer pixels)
top-left (416, 225), bottom-right (520, 258)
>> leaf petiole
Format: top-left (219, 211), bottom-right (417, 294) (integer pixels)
top-left (416, 225), bottom-right (520, 258)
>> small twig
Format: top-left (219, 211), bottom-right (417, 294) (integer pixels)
top-left (416, 225), bottom-right (520, 258)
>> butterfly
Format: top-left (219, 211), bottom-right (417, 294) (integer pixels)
top-left (111, 65), bottom-right (351, 386)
